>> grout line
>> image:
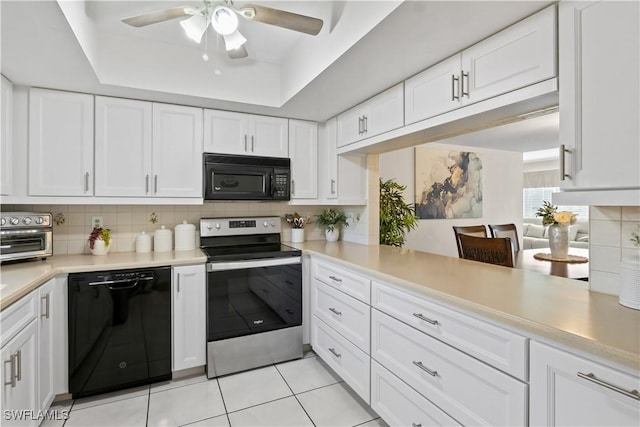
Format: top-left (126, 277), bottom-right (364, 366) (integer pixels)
top-left (274, 363), bottom-right (316, 427)
top-left (294, 380), bottom-right (346, 397)
top-left (145, 386), bottom-right (151, 427)
top-left (214, 378), bottom-right (232, 427)
top-left (149, 375), bottom-right (208, 394)
top-left (352, 418), bottom-right (383, 427)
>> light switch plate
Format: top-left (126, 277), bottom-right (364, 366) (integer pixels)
top-left (92, 216), bottom-right (103, 229)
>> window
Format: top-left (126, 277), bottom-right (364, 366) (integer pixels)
top-left (523, 187), bottom-right (589, 219)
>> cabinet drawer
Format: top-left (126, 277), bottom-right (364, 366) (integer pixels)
top-left (312, 260), bottom-right (370, 304)
top-left (312, 279), bottom-right (370, 354)
top-left (312, 316), bottom-right (370, 403)
top-left (371, 360), bottom-right (461, 427)
top-left (372, 281), bottom-right (527, 380)
top-left (0, 291), bottom-right (38, 345)
top-left (371, 309), bottom-right (527, 426)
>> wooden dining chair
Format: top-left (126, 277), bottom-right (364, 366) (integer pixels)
top-left (458, 234), bottom-right (514, 267)
top-left (452, 225), bottom-right (488, 258)
top-left (488, 223), bottom-right (520, 251)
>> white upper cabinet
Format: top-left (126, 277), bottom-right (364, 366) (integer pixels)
top-left (95, 97), bottom-right (153, 197)
top-left (289, 119), bottom-right (318, 200)
top-left (152, 103), bottom-right (203, 198)
top-left (558, 0), bottom-right (639, 193)
top-left (204, 110), bottom-right (288, 158)
top-left (95, 98), bottom-right (202, 198)
top-left (318, 118), bottom-right (338, 200)
top-left (28, 88), bottom-right (93, 196)
top-left (460, 5), bottom-right (557, 106)
top-left (1, 76), bottom-right (12, 196)
top-left (337, 83), bottom-right (404, 148)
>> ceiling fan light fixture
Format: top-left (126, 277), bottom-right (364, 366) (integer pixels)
top-left (223, 30), bottom-right (247, 51)
top-left (211, 6), bottom-right (238, 36)
top-left (180, 14), bottom-right (208, 43)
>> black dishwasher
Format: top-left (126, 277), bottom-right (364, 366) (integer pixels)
top-left (68, 267), bottom-right (172, 398)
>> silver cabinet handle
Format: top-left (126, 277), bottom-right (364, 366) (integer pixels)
top-left (244, 135), bottom-right (248, 152)
top-left (328, 275), bottom-right (342, 283)
top-left (145, 174), bottom-right (150, 194)
top-left (154, 175), bottom-right (158, 194)
top-left (413, 312), bottom-right (439, 325)
top-left (84, 172), bottom-right (89, 192)
top-left (328, 347), bottom-right (341, 358)
top-left (41, 293), bottom-right (50, 319)
top-left (577, 372), bottom-right (640, 401)
top-left (560, 144), bottom-right (571, 181)
top-left (358, 116), bottom-right (363, 135)
top-left (461, 71), bottom-right (469, 98)
top-left (4, 355), bottom-right (16, 387)
top-left (251, 135), bottom-right (255, 152)
top-left (328, 307), bottom-right (342, 316)
top-left (176, 274), bottom-right (180, 293)
top-left (413, 360), bottom-right (438, 377)
top-left (412, 424), bottom-right (422, 427)
top-left (291, 179), bottom-right (295, 195)
top-left (15, 350), bottom-right (21, 382)
top-left (330, 179), bottom-right (336, 195)
top-left (451, 74), bottom-right (460, 101)
top-left (363, 115), bottom-right (368, 134)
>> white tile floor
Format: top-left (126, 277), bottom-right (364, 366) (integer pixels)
top-left (45, 351), bottom-right (387, 427)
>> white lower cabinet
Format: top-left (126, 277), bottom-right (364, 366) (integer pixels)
top-left (37, 278), bottom-right (59, 412)
top-left (371, 360), bottom-right (460, 427)
top-left (371, 309), bottom-right (527, 426)
top-left (171, 265), bottom-right (206, 371)
top-left (530, 341), bottom-right (640, 427)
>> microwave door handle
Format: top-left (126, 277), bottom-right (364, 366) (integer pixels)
top-left (270, 175), bottom-right (275, 197)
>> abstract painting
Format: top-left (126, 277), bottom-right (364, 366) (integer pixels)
top-left (414, 147), bottom-right (483, 219)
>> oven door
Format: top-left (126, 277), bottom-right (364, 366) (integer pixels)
top-left (204, 164), bottom-right (272, 200)
top-left (0, 229), bottom-right (53, 261)
top-left (206, 257), bottom-right (302, 342)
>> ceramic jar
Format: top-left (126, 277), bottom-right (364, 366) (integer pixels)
top-left (548, 223), bottom-right (569, 259)
top-left (135, 232), bottom-right (152, 253)
top-left (291, 228), bottom-right (305, 243)
top-left (325, 228), bottom-right (339, 242)
top-left (89, 239), bottom-right (110, 256)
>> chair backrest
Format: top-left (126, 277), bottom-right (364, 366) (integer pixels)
top-left (488, 223), bottom-right (520, 251)
top-left (458, 234), bottom-right (514, 268)
top-left (452, 225), bottom-right (487, 258)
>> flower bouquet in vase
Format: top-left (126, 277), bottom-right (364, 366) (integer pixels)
top-left (284, 213), bottom-right (310, 243)
top-left (88, 227), bottom-right (111, 255)
top-left (536, 201), bottom-right (576, 259)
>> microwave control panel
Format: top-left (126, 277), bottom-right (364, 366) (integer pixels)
top-left (273, 170), bottom-right (289, 199)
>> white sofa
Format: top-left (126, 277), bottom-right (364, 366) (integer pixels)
top-left (522, 217), bottom-right (589, 249)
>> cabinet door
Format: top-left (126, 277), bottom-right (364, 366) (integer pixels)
top-left (461, 5), bottom-right (556, 106)
top-left (318, 118), bottom-right (338, 200)
top-left (172, 265), bottom-right (206, 371)
top-left (336, 105), bottom-right (364, 148)
top-left (37, 279), bottom-right (56, 411)
top-left (152, 103), bottom-right (203, 198)
top-left (203, 109), bottom-right (248, 155)
top-left (405, 55), bottom-right (462, 125)
top-left (1, 321), bottom-right (39, 427)
top-left (250, 115), bottom-right (289, 158)
top-left (289, 119), bottom-right (318, 200)
top-left (337, 155), bottom-right (367, 204)
top-left (362, 83), bottom-right (404, 138)
top-left (28, 89), bottom-right (93, 196)
top-left (95, 97), bottom-right (152, 197)
top-left (1, 76), bottom-right (12, 196)
top-left (530, 341), bottom-right (640, 426)
top-left (559, 1), bottom-right (639, 190)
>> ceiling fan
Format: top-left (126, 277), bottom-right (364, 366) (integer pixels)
top-left (122, 0), bottom-right (324, 59)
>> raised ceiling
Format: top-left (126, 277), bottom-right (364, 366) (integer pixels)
top-left (1, 0), bottom-right (554, 122)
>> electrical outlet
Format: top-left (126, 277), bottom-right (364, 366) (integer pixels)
top-left (346, 213), bottom-right (360, 226)
top-left (92, 216), bottom-right (103, 229)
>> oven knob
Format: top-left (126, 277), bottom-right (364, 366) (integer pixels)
top-left (10, 217), bottom-right (19, 226)
top-left (22, 217), bottom-right (32, 225)
top-left (270, 221), bottom-right (276, 227)
top-left (263, 221), bottom-right (268, 227)
top-left (35, 217), bottom-right (45, 225)
top-left (215, 223), bottom-right (221, 230)
top-left (206, 224), bottom-right (212, 230)
top-left (0, 218), bottom-right (5, 227)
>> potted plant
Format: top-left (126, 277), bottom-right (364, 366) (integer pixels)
top-left (316, 209), bottom-right (348, 242)
top-left (88, 227), bottom-right (111, 255)
top-left (379, 178), bottom-right (418, 247)
top-left (284, 212), bottom-right (310, 243)
top-left (535, 201), bottom-right (576, 259)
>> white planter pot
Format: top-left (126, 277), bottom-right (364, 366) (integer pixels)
top-left (89, 239), bottom-right (110, 256)
top-left (325, 228), bottom-right (339, 242)
top-left (291, 228), bottom-right (305, 243)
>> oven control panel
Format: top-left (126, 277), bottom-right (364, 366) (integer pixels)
top-left (200, 217), bottom-right (281, 237)
top-left (0, 212), bottom-right (52, 229)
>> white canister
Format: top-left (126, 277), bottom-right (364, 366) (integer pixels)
top-left (135, 231), bottom-right (152, 253)
top-left (175, 221), bottom-right (196, 251)
top-left (154, 225), bottom-right (173, 252)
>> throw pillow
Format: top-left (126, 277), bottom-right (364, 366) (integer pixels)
top-left (526, 224), bottom-right (545, 238)
top-left (568, 225), bottom-right (580, 241)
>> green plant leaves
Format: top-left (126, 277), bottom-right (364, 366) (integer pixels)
top-left (379, 178), bottom-right (418, 247)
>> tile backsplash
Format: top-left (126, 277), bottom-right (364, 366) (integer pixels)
top-left (2, 203), bottom-right (366, 255)
top-left (589, 206), bottom-right (640, 295)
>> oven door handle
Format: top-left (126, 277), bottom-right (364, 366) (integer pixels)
top-left (207, 256), bottom-right (302, 272)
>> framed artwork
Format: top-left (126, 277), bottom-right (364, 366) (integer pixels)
top-left (414, 147), bottom-right (483, 219)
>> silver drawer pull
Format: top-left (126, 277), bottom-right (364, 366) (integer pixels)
top-left (577, 372), bottom-right (640, 401)
top-left (328, 275), bottom-right (342, 283)
top-left (15, 350), bottom-right (21, 382)
top-left (413, 424), bottom-right (422, 427)
top-left (4, 356), bottom-right (16, 387)
top-left (328, 347), bottom-right (341, 358)
top-left (41, 293), bottom-right (50, 319)
top-left (413, 360), bottom-right (438, 377)
top-left (328, 307), bottom-right (342, 316)
top-left (413, 313), bottom-right (439, 325)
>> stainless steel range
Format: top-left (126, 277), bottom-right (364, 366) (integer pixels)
top-left (200, 216), bottom-right (303, 378)
top-left (0, 212), bottom-right (53, 263)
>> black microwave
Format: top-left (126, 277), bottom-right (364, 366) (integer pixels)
top-left (203, 153), bottom-right (290, 201)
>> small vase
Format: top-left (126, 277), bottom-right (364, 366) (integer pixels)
top-left (89, 239), bottom-right (110, 256)
top-left (548, 223), bottom-right (569, 259)
top-left (325, 228), bottom-right (339, 242)
top-left (291, 228), bottom-right (305, 243)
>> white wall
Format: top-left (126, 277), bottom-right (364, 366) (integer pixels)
top-left (380, 143), bottom-right (523, 257)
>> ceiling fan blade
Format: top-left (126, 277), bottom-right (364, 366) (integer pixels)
top-left (122, 6), bottom-right (193, 27)
top-left (239, 4), bottom-right (323, 36)
top-left (228, 45), bottom-right (249, 59)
